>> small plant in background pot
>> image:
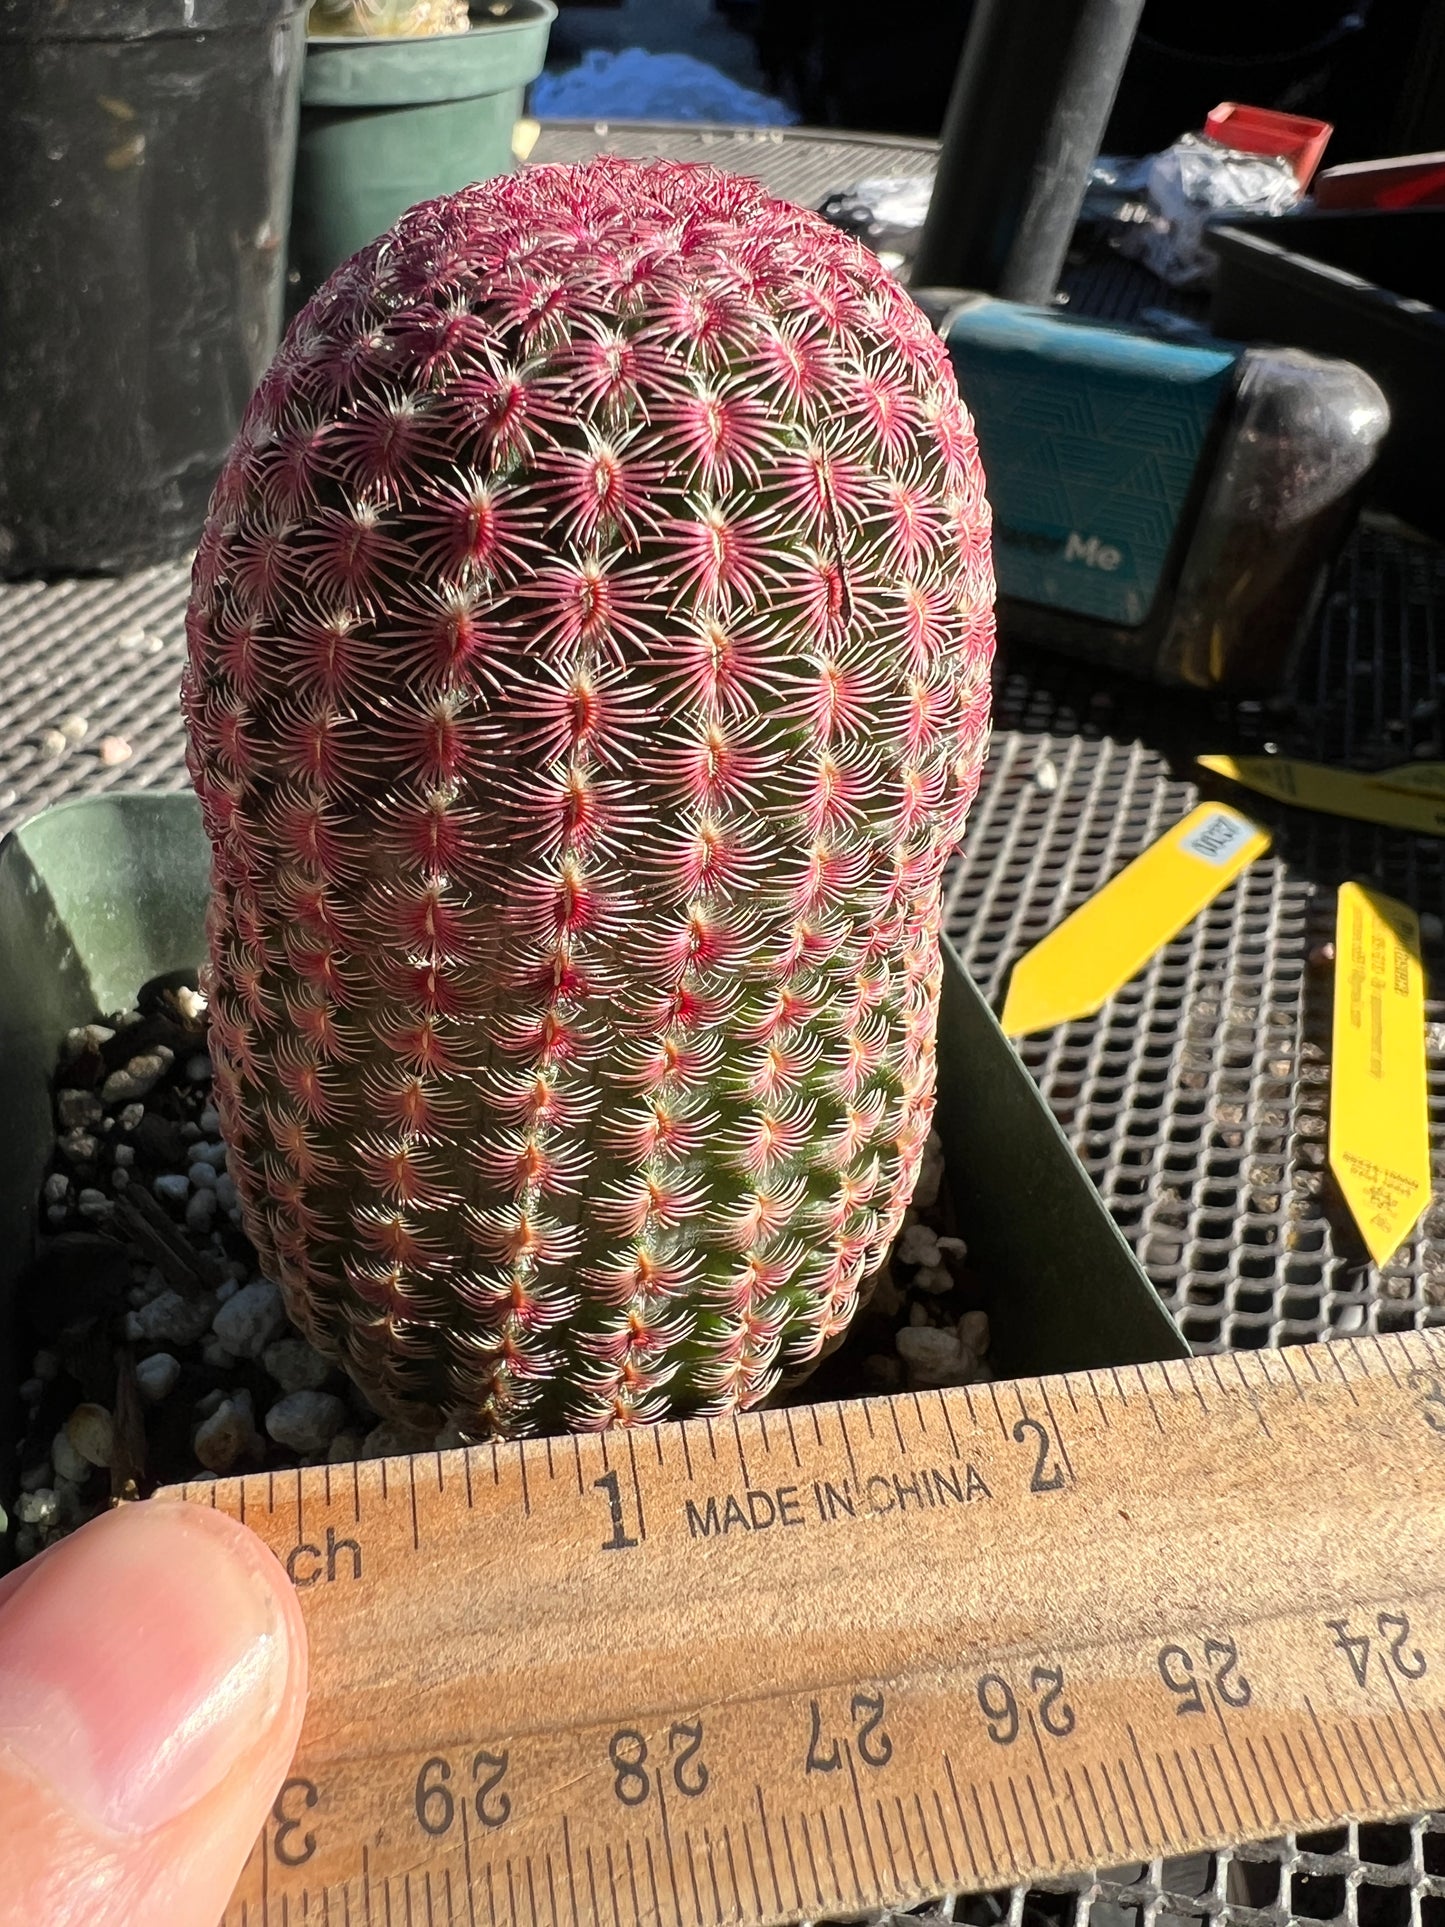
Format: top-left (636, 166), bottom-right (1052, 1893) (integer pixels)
top-left (288, 0), bottom-right (556, 307)
top-left (307, 0), bottom-right (470, 33)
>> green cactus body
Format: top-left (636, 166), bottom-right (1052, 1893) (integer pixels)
top-left (183, 159), bottom-right (995, 1437)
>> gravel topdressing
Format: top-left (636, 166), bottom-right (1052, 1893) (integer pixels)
top-left (8, 970), bottom-right (991, 1561)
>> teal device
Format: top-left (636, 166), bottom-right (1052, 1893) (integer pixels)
top-left (937, 296), bottom-right (1387, 694)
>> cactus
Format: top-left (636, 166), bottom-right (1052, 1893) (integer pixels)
top-left (183, 158), bottom-right (995, 1438)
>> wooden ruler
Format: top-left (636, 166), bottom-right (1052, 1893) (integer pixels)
top-left (178, 1330), bottom-right (1445, 1927)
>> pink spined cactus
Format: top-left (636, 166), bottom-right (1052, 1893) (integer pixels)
top-left (183, 157), bottom-right (995, 1439)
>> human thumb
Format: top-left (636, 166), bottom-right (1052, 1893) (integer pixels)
top-left (0, 1497), bottom-right (308, 1927)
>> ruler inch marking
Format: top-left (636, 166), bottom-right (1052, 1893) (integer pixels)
top-left (843, 1745), bottom-right (886, 1897)
top-left (888, 1791), bottom-right (925, 1892)
top-left (1324, 1705), bottom-right (1378, 1807)
top-left (1083, 1370), bottom-right (1112, 1429)
top-left (939, 1753), bottom-right (983, 1883)
top-left (655, 1780), bottom-right (688, 1927)
top-left (570, 1435), bottom-right (584, 1498)
top-left (755, 1409), bottom-right (771, 1455)
top-left (1378, 1660), bottom-right (1434, 1799)
top-left (458, 1795), bottom-right (478, 1927)
top-left (1418, 1705), bottom-right (1445, 1778)
top-left (463, 1450), bottom-right (474, 1512)
top-left (1205, 1737), bottom-right (1249, 1837)
top-left (811, 1809), bottom-right (844, 1910)
top-left (1111, 1752), bottom-right (1150, 1859)
top-left (833, 1801), bottom-right (865, 1905)
top-left (1298, 1698), bottom-right (1354, 1815)
top-left (1018, 1770), bottom-right (1056, 1865)
top-left (1325, 1343), bottom-right (1362, 1405)
top-left (782, 1405), bottom-right (802, 1469)
top-left (517, 1440), bottom-right (531, 1519)
top-left (834, 1404), bottom-right (859, 1485)
top-left (871, 1794), bottom-right (906, 1895)
top-left (986, 1775), bottom-right (1020, 1869)
top-left (986, 1379), bottom-right (1011, 1442)
top-left (1350, 1712), bottom-right (1401, 1808)
top-left (795, 1809), bottom-right (825, 1911)
top-left (1369, 1332), bottom-right (1405, 1387)
top-left (1132, 1364), bottom-right (1167, 1435)
top-left (1278, 1346), bottom-right (1308, 1401)
top-left (730, 1414), bottom-right (752, 1489)
top-left (1025, 1708), bottom-right (1057, 1800)
top-left (1170, 1746), bottom-right (1209, 1839)
top-left (1078, 1761), bottom-right (1116, 1857)
top-left (738, 1819), bottom-right (764, 1921)
top-left (911, 1789), bottom-right (944, 1890)
top-left (720, 1824), bottom-right (744, 1925)
top-left (583, 1845), bottom-right (599, 1927)
top-left (753, 1786), bottom-right (785, 1916)
top-left (1272, 1727), bottom-right (1321, 1824)
top-left (1034, 1379), bottom-right (1075, 1485)
top-left (887, 1399), bottom-right (909, 1457)
top-left (1231, 1350), bottom-right (1272, 1436)
top-left (936, 1390), bottom-right (962, 1462)
top-left (407, 1454), bottom-right (420, 1551)
top-left (909, 1391), bottom-right (929, 1441)
top-left (620, 1428), bottom-right (646, 1541)
top-left (641, 1838), bottom-right (664, 1927)
top-left (700, 1826), bottom-right (725, 1926)
top-left (682, 1807), bottom-right (708, 1927)
top-left (1096, 1760), bottom-right (1132, 1859)
top-left (559, 1818), bottom-right (579, 1927)
top-left (1205, 1682), bottom-right (1264, 1832)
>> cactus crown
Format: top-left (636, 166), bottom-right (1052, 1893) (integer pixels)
top-left (184, 159), bottom-right (994, 1437)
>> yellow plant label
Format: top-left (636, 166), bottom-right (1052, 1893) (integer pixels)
top-left (1371, 762), bottom-right (1445, 799)
top-left (1330, 883), bottom-right (1432, 1268)
top-left (1000, 802), bottom-right (1270, 1037)
top-left (1199, 754), bottom-right (1445, 836)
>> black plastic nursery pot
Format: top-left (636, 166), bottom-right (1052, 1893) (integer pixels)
top-left (1207, 209), bottom-right (1445, 542)
top-left (288, 0), bottom-right (557, 306)
top-left (0, 0), bottom-right (309, 578)
top-left (0, 791), bottom-right (1187, 1494)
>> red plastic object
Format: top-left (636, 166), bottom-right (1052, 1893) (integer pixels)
top-left (1204, 102), bottom-right (1333, 189)
top-left (1314, 153), bottom-right (1445, 211)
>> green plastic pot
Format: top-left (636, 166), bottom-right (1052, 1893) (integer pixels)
top-left (0, 792), bottom-right (1185, 1516)
top-left (289, 0), bottom-right (556, 302)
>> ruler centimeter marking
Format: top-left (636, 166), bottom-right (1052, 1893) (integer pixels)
top-left (175, 1329), bottom-right (1445, 1927)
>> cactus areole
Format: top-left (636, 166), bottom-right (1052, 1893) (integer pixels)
top-left (183, 158), bottom-right (996, 1438)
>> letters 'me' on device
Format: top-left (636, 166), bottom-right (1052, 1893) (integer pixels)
top-left (934, 296), bottom-right (1388, 695)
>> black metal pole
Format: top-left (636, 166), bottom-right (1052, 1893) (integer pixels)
top-left (911, 0), bottom-right (1147, 303)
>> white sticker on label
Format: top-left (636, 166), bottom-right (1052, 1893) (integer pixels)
top-left (1180, 810), bottom-right (1254, 867)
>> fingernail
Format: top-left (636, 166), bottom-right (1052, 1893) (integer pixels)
top-left (0, 1501), bottom-right (293, 1836)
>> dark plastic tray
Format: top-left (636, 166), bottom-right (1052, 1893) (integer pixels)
top-left (0, 792), bottom-right (1186, 1490)
top-left (1206, 208), bottom-right (1445, 539)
